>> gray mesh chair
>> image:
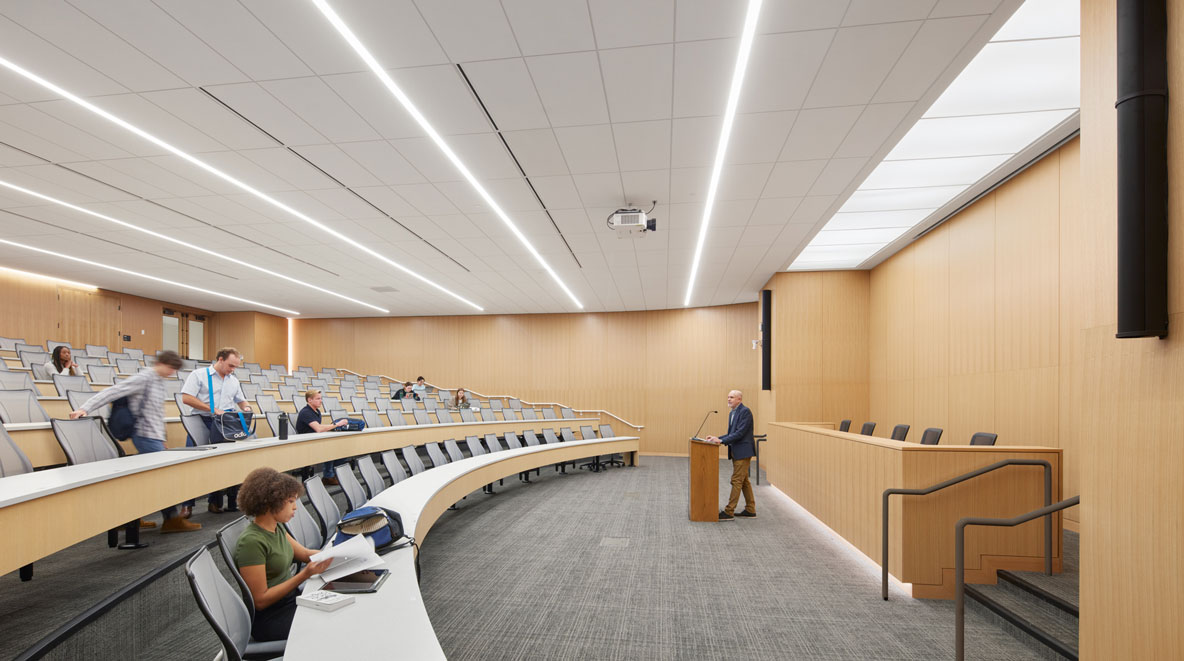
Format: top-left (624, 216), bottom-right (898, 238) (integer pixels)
top-left (284, 377), bottom-right (303, 389)
top-left (115, 358), bottom-right (141, 374)
top-left (374, 399), bottom-right (391, 413)
top-left (310, 378), bottom-right (328, 390)
top-left (255, 394), bottom-right (279, 413)
top-left (327, 409), bottom-right (348, 423)
top-left (337, 466), bottom-right (368, 511)
top-left (181, 414), bottom-right (212, 446)
top-left (0, 389), bottom-right (50, 424)
top-left (398, 398), bottom-right (417, 413)
top-left (289, 499), bottom-right (325, 550)
top-left (970, 432), bottom-right (998, 446)
top-left (560, 407), bottom-right (575, 419)
top-left (459, 408), bottom-right (476, 423)
top-left (244, 362), bottom-right (262, 374)
top-left (890, 424), bottom-right (910, 441)
top-left (364, 388), bottom-right (380, 402)
top-left (0, 336), bottom-right (25, 351)
top-left (464, 436), bottom-right (486, 457)
top-left (919, 428), bottom-right (943, 445)
top-left (51, 417), bottom-right (123, 464)
top-left (14, 343), bottom-right (42, 354)
top-left (484, 433), bottom-right (504, 453)
top-left (860, 422), bottom-right (876, 436)
top-left (361, 409), bottom-right (381, 429)
top-left (0, 425), bottom-right (35, 579)
top-left (84, 344), bottom-right (109, 357)
top-left (502, 409), bottom-right (520, 421)
top-left (412, 410), bottom-right (432, 425)
top-left (522, 408), bottom-right (538, 421)
top-left (295, 367), bottom-right (313, 377)
top-left (21, 351), bottom-right (50, 369)
top-left (174, 393), bottom-right (192, 416)
top-left (356, 455), bottom-right (386, 497)
top-left (239, 383), bottom-right (261, 400)
top-left (278, 385), bottom-right (296, 400)
top-left (541, 408), bottom-right (557, 420)
top-left (503, 432), bottom-right (523, 449)
top-left (381, 450), bottom-right (408, 485)
top-left (86, 364), bottom-right (117, 385)
top-left (350, 396), bottom-right (369, 412)
top-left (67, 389), bottom-right (110, 419)
top-left (322, 396), bottom-right (341, 411)
top-left (74, 356), bottom-right (103, 369)
top-left (580, 425), bottom-right (597, 440)
top-left (249, 374), bottom-right (269, 389)
top-left (560, 427), bottom-right (578, 443)
top-left (263, 411), bottom-right (282, 437)
top-left (262, 369), bottom-right (279, 383)
top-left (338, 384), bottom-right (357, 400)
top-left (125, 348), bottom-right (145, 360)
top-left (401, 446), bottom-right (427, 475)
top-left (544, 428), bottom-right (577, 473)
top-left (422, 397), bottom-right (437, 412)
top-left (579, 425), bottom-right (604, 472)
top-left (215, 516), bottom-right (257, 619)
top-left (489, 399), bottom-right (503, 411)
top-left (437, 440), bottom-right (461, 463)
top-left (185, 547), bottom-right (285, 661)
top-left (47, 341), bottom-right (71, 352)
top-left (0, 359), bottom-right (7, 371)
top-left (598, 424), bottom-right (626, 467)
top-left (838, 419), bottom-right (852, 432)
top-left (507, 398), bottom-right (522, 411)
top-left (269, 364), bottom-right (288, 376)
top-left (304, 476), bottom-right (342, 540)
top-left (480, 409), bottom-right (496, 422)
top-left (0, 370), bottom-right (36, 390)
top-left (163, 380), bottom-right (184, 397)
top-left (522, 430), bottom-right (541, 447)
top-left (425, 442), bottom-right (449, 468)
top-left (434, 409), bottom-right (454, 424)
top-left (385, 411), bottom-right (406, 427)
top-left (52, 374), bottom-right (93, 397)
top-left (113, 351), bottom-right (135, 363)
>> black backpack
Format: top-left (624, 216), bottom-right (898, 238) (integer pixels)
top-left (107, 397), bottom-right (135, 440)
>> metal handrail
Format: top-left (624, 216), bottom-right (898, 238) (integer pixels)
top-left (955, 495), bottom-right (1079, 661)
top-left (882, 459), bottom-right (1053, 600)
top-left (333, 370), bottom-right (645, 430)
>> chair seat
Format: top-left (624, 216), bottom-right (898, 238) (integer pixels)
top-left (244, 638), bottom-right (286, 659)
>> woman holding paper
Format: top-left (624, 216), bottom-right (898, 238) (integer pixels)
top-left (235, 467), bottom-right (333, 642)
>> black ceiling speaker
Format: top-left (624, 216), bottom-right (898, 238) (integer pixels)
top-left (1116, 0), bottom-right (1169, 338)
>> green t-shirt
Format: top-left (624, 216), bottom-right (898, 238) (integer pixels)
top-left (234, 521), bottom-right (294, 589)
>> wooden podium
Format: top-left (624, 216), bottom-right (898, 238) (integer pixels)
top-left (689, 439), bottom-right (718, 521)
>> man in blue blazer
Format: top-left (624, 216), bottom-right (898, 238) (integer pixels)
top-left (706, 390), bottom-right (756, 521)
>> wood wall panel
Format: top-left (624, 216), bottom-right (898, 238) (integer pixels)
top-left (293, 304), bottom-right (758, 455)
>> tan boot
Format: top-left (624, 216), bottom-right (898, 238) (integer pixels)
top-left (139, 518), bottom-right (157, 529)
top-left (161, 517), bottom-right (202, 534)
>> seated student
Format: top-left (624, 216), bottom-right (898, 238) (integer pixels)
top-left (234, 467), bottom-right (333, 642)
top-left (454, 387), bottom-right (471, 409)
top-left (393, 381), bottom-right (419, 401)
top-left (46, 345), bottom-right (80, 376)
top-left (412, 376), bottom-right (427, 397)
top-left (297, 389), bottom-right (347, 486)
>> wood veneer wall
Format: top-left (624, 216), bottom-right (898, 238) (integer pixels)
top-left (292, 303), bottom-right (759, 455)
top-left (212, 311), bottom-right (289, 369)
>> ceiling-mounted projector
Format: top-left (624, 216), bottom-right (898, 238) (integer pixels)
top-left (607, 202), bottom-right (657, 238)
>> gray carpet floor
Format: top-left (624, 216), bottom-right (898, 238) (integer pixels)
top-left (1, 457), bottom-right (1065, 660)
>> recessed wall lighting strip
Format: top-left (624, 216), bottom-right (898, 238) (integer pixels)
top-left (0, 179), bottom-right (390, 313)
top-left (0, 238), bottom-right (300, 315)
top-left (0, 54), bottom-right (483, 312)
top-left (311, 0), bottom-right (583, 310)
top-left (0, 264), bottom-right (97, 290)
top-left (683, 0), bottom-right (764, 307)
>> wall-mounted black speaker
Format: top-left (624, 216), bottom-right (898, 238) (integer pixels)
top-left (1116, 0), bottom-right (1169, 338)
top-left (761, 289), bottom-right (771, 390)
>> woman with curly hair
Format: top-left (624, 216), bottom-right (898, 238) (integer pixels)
top-left (233, 467), bottom-right (333, 641)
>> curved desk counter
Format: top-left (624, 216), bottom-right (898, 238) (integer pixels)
top-left (0, 418), bottom-right (612, 576)
top-left (762, 422), bottom-right (1063, 599)
top-left (285, 436), bottom-right (640, 661)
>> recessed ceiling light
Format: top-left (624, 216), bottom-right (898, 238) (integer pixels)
top-left (840, 186), bottom-right (970, 213)
top-left (809, 228), bottom-right (911, 246)
top-left (683, 0), bottom-right (764, 307)
top-left (789, 244), bottom-right (884, 269)
top-left (0, 264), bottom-right (97, 291)
top-left (887, 110), bottom-right (1075, 160)
top-left (0, 238), bottom-right (300, 315)
top-left (311, 0), bottom-right (582, 310)
top-left (924, 39), bottom-right (1079, 118)
top-left (0, 54), bottom-right (482, 312)
top-left (860, 155), bottom-right (1011, 190)
top-left (825, 209), bottom-right (937, 231)
top-left (0, 178), bottom-right (390, 313)
top-left (991, 0), bottom-right (1080, 41)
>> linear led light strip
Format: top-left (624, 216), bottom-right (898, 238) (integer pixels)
top-left (683, 0), bottom-right (764, 307)
top-left (0, 264), bottom-right (97, 290)
top-left (311, 0), bottom-right (583, 310)
top-left (0, 55), bottom-right (483, 312)
top-left (0, 179), bottom-right (390, 313)
top-left (0, 237), bottom-right (300, 315)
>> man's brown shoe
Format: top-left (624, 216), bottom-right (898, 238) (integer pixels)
top-left (161, 517), bottom-right (202, 534)
top-left (139, 518), bottom-right (157, 529)
top-left (207, 503), bottom-right (224, 514)
top-left (323, 477), bottom-right (340, 487)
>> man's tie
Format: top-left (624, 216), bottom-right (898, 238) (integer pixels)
top-left (729, 409), bottom-right (735, 432)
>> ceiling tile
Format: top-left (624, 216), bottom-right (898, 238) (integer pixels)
top-left (873, 15), bottom-right (988, 103)
top-left (588, 0), bottom-right (674, 49)
top-left (803, 22), bottom-right (921, 108)
top-left (779, 106), bottom-right (864, 161)
top-left (525, 51), bottom-right (610, 127)
top-left (672, 38), bottom-right (736, 118)
top-left (599, 44), bottom-right (673, 123)
top-left (554, 125), bottom-right (618, 174)
top-left (502, 0), bottom-right (596, 56)
top-left (740, 30), bottom-right (834, 113)
top-left (155, 0), bottom-right (313, 80)
top-left (461, 58), bottom-right (550, 131)
top-left (415, 0), bottom-right (521, 62)
top-left (612, 121), bottom-right (671, 171)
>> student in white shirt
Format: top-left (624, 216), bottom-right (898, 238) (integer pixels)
top-left (181, 347), bottom-right (254, 513)
top-left (45, 345), bottom-right (80, 376)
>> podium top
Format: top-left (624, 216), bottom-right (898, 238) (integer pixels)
top-left (689, 437), bottom-right (716, 446)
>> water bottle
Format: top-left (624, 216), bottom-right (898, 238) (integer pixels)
top-left (278, 412), bottom-right (289, 440)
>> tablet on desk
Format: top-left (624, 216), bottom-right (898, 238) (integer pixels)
top-left (322, 569), bottom-right (390, 594)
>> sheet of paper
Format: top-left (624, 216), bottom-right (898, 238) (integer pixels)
top-left (312, 533), bottom-right (385, 582)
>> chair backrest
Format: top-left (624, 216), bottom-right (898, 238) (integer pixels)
top-left (0, 336), bottom-right (25, 351)
top-left (502, 409), bottom-right (520, 421)
top-left (459, 408), bottom-right (476, 423)
top-left (412, 410), bottom-right (432, 425)
top-left (350, 396), bottom-right (370, 411)
top-left (364, 388), bottom-right (380, 402)
top-left (185, 548), bottom-right (251, 661)
top-left (284, 376), bottom-right (303, 388)
top-left (425, 442), bottom-right (449, 468)
top-left (422, 397), bottom-right (437, 411)
top-left (111, 351), bottom-right (134, 363)
top-left (51, 417), bottom-right (121, 464)
top-left (322, 396), bottom-right (340, 410)
top-left (14, 343), bottom-right (42, 354)
top-left (361, 409), bottom-right (381, 429)
top-left (860, 422), bottom-right (876, 436)
top-left (399, 398), bottom-right (417, 413)
top-left (0, 389), bottom-right (50, 424)
top-left (255, 394), bottom-right (278, 413)
top-left (0, 358), bottom-right (7, 371)
top-left (295, 366), bottom-right (313, 376)
top-left (838, 419), bottom-right (852, 432)
top-left (560, 407), bottom-right (575, 419)
top-left (970, 432), bottom-right (998, 446)
top-left (541, 408), bottom-right (557, 420)
top-left (239, 382), bottom-right (260, 400)
top-left (542, 429), bottom-right (561, 444)
top-left (30, 363), bottom-right (50, 380)
top-left (489, 399), bottom-right (503, 411)
top-left (599, 424), bottom-right (615, 438)
top-left (86, 364), bottom-right (117, 385)
top-left (401, 446), bottom-right (426, 475)
top-left (279, 385), bottom-right (296, 400)
top-left (249, 375), bottom-right (268, 389)
top-left (0, 424), bottom-right (33, 477)
top-left (75, 356), bottom-right (103, 368)
top-left (560, 427), bottom-right (577, 443)
top-left (503, 432), bottom-right (522, 449)
top-left (919, 427), bottom-right (943, 445)
top-left (522, 430), bottom-right (540, 446)
top-left (84, 344), bottom-right (109, 357)
top-left (507, 398), bottom-right (522, 410)
top-left (244, 362), bottom-right (262, 374)
top-left (174, 392), bottom-right (191, 416)
top-left (290, 499), bottom-right (325, 550)
top-left (337, 465), bottom-right (368, 511)
top-left (310, 378), bottom-right (328, 390)
top-left (327, 409), bottom-right (348, 422)
top-left (163, 379), bottom-right (184, 397)
top-left (215, 516), bottom-right (256, 619)
top-left (381, 450), bottom-right (408, 485)
top-left (480, 409), bottom-right (496, 422)
top-left (385, 410), bottom-right (405, 427)
top-left (20, 350), bottom-right (51, 369)
top-left (115, 358), bottom-right (140, 374)
top-left (46, 340), bottom-right (71, 352)
top-left (68, 389), bottom-right (110, 419)
top-left (261, 369), bottom-right (279, 383)
top-left (356, 455), bottom-right (386, 497)
top-left (0, 370), bottom-right (35, 391)
top-left (465, 435), bottom-right (485, 456)
top-left (304, 476), bottom-right (342, 539)
top-left (484, 433), bottom-right (504, 453)
top-left (890, 424), bottom-right (910, 441)
top-left (580, 425), bottom-right (597, 440)
top-left (124, 348), bottom-right (144, 360)
top-left (521, 408), bottom-right (538, 420)
top-left (52, 373), bottom-right (93, 397)
top-left (269, 364), bottom-right (287, 376)
top-left (181, 414), bottom-right (212, 446)
top-left (339, 384), bottom-right (357, 400)
top-left (263, 411), bottom-right (281, 437)
top-left (434, 409), bottom-right (454, 424)
top-left (374, 398), bottom-right (391, 412)
top-left (444, 439), bottom-right (465, 462)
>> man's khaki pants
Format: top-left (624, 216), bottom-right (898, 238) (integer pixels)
top-left (725, 457), bottom-right (755, 515)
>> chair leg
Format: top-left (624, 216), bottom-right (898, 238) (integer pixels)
top-left (19, 563), bottom-right (33, 581)
top-left (118, 520), bottom-right (148, 550)
top-left (107, 528), bottom-right (119, 548)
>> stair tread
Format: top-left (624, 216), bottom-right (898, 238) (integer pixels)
top-left (967, 582), bottom-right (1078, 655)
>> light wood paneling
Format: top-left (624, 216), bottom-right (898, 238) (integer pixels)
top-left (211, 311), bottom-right (289, 368)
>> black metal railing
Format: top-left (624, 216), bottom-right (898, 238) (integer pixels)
top-left (955, 495), bottom-right (1080, 661)
top-left (882, 459), bottom-right (1053, 600)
